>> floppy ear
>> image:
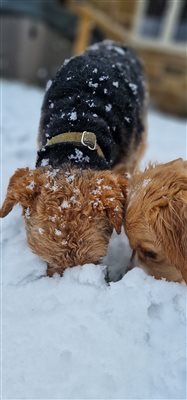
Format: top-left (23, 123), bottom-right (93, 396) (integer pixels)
top-left (159, 178), bottom-right (187, 281)
top-left (170, 162), bottom-right (187, 254)
top-left (164, 158), bottom-right (183, 168)
top-left (0, 168), bottom-right (43, 217)
top-left (102, 175), bottom-right (128, 234)
top-left (170, 190), bottom-right (187, 281)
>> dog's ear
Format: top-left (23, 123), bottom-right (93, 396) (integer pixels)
top-left (158, 172), bottom-right (187, 281)
top-left (0, 168), bottom-right (43, 217)
top-left (169, 189), bottom-right (187, 281)
top-left (164, 158), bottom-right (183, 168)
top-left (102, 175), bottom-right (128, 234)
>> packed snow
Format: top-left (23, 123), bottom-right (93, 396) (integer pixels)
top-left (1, 80), bottom-right (187, 399)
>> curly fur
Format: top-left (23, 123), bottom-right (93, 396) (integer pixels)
top-left (125, 159), bottom-right (187, 283)
top-left (0, 166), bottom-right (127, 275)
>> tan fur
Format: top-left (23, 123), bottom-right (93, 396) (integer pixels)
top-left (114, 128), bottom-right (147, 175)
top-left (0, 166), bottom-right (127, 275)
top-left (113, 100), bottom-right (148, 176)
top-left (125, 159), bottom-right (187, 283)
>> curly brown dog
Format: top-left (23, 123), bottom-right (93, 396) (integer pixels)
top-left (125, 159), bottom-right (187, 283)
top-left (0, 41), bottom-right (147, 276)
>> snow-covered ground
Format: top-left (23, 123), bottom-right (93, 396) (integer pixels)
top-left (1, 80), bottom-right (187, 399)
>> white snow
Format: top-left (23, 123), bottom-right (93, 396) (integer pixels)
top-left (88, 81), bottom-right (98, 89)
top-left (142, 178), bottom-right (151, 187)
top-left (69, 111), bottom-right (77, 121)
top-left (49, 101), bottom-right (54, 109)
top-left (125, 116), bottom-right (131, 123)
top-left (106, 43), bottom-right (126, 55)
top-left (25, 207), bottom-right (30, 219)
top-left (48, 215), bottom-right (57, 222)
top-left (96, 178), bottom-right (104, 184)
top-left (26, 180), bottom-right (35, 190)
top-left (45, 79), bottom-right (52, 91)
top-left (40, 158), bottom-right (49, 167)
top-left (46, 168), bottom-right (59, 178)
top-left (51, 181), bottom-right (59, 192)
top-left (99, 75), bottom-right (109, 81)
top-left (89, 44), bottom-right (99, 51)
top-left (112, 81), bottom-right (119, 88)
top-left (54, 228), bottom-right (62, 236)
top-left (129, 82), bottom-right (138, 95)
top-left (38, 227), bottom-right (44, 235)
top-left (1, 80), bottom-right (187, 399)
top-left (86, 99), bottom-right (95, 107)
top-left (103, 185), bottom-right (112, 190)
top-left (68, 148), bottom-right (90, 163)
top-left (61, 200), bottom-right (70, 209)
top-left (64, 172), bottom-right (75, 183)
top-left (105, 103), bottom-right (112, 112)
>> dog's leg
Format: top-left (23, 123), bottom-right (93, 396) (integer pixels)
top-left (113, 128), bottom-right (147, 176)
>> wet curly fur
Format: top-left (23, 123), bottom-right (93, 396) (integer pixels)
top-left (0, 167), bottom-right (127, 275)
top-left (125, 159), bottom-right (187, 283)
top-left (0, 41), bottom-right (147, 275)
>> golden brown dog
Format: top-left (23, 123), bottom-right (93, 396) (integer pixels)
top-left (0, 166), bottom-right (127, 276)
top-left (125, 159), bottom-right (187, 283)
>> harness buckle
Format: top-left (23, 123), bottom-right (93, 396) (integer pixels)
top-left (81, 131), bottom-right (97, 151)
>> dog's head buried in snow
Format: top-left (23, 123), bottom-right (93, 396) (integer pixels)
top-left (125, 159), bottom-right (187, 283)
top-left (0, 41), bottom-right (147, 276)
top-left (0, 167), bottom-right (127, 275)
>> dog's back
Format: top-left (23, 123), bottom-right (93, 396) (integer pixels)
top-left (37, 41), bottom-right (147, 172)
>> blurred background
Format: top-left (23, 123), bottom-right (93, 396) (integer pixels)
top-left (0, 0), bottom-right (187, 116)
